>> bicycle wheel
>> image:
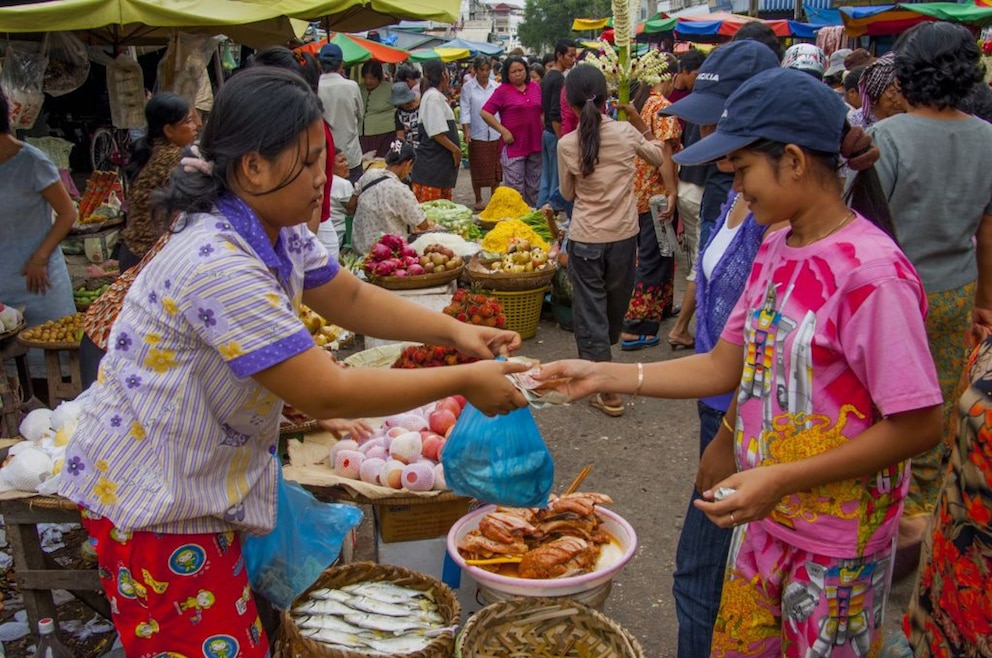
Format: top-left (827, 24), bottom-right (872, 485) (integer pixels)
top-left (90, 127), bottom-right (114, 172)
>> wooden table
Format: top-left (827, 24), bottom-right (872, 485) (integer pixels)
top-left (0, 331), bottom-right (36, 436)
top-left (0, 496), bottom-right (110, 638)
top-left (39, 345), bottom-right (82, 407)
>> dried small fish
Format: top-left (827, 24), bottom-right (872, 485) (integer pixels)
top-left (363, 634), bottom-right (434, 654)
top-left (344, 612), bottom-right (433, 633)
top-left (300, 628), bottom-right (365, 647)
top-left (295, 614), bottom-right (374, 636)
top-left (294, 599), bottom-right (354, 616)
top-left (341, 581), bottom-right (432, 603)
top-left (310, 588), bottom-right (354, 604)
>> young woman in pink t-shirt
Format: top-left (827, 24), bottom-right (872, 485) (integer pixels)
top-left (540, 69), bottom-right (943, 657)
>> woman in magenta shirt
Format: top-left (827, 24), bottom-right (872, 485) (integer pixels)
top-left (480, 56), bottom-right (543, 207)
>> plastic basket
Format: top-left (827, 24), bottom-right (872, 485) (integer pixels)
top-left (455, 597), bottom-right (643, 658)
top-left (489, 287), bottom-right (547, 340)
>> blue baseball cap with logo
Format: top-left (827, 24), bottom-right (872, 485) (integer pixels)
top-left (660, 40), bottom-right (780, 125)
top-left (673, 67), bottom-right (848, 166)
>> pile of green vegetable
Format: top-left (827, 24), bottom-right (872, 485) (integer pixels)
top-left (420, 200), bottom-right (482, 240)
top-left (516, 209), bottom-right (554, 244)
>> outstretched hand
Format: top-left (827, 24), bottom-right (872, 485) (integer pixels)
top-left (533, 359), bottom-right (602, 401)
top-left (452, 323), bottom-right (522, 360)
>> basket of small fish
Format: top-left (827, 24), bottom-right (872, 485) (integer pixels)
top-left (280, 561), bottom-right (461, 658)
top-left (454, 597), bottom-right (644, 658)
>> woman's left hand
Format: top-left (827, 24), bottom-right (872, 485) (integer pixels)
top-left (451, 323), bottom-right (522, 360)
top-left (693, 464), bottom-right (789, 529)
top-left (22, 259), bottom-right (51, 295)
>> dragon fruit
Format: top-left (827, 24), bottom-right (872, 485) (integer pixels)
top-left (380, 234), bottom-right (406, 252)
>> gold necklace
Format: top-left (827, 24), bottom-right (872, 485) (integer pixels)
top-left (789, 209), bottom-right (854, 247)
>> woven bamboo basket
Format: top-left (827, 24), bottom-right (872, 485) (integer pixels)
top-left (368, 265), bottom-right (464, 291)
top-left (466, 255), bottom-right (556, 292)
top-left (279, 562), bottom-right (461, 658)
top-left (455, 598), bottom-right (644, 658)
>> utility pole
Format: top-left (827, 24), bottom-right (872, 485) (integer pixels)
top-left (794, 0), bottom-right (802, 21)
top-left (749, 0), bottom-right (758, 17)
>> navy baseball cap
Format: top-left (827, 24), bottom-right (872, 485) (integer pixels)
top-left (673, 68), bottom-right (847, 166)
top-left (319, 43), bottom-right (343, 66)
top-left (660, 41), bottom-right (780, 125)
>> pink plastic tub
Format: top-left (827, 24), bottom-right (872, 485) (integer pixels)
top-left (446, 505), bottom-right (638, 601)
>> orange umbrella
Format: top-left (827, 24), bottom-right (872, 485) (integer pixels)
top-left (296, 32), bottom-right (408, 65)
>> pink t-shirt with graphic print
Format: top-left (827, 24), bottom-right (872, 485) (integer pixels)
top-left (721, 215), bottom-right (942, 558)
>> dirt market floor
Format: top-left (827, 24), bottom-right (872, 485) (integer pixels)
top-left (8, 167), bottom-right (912, 656)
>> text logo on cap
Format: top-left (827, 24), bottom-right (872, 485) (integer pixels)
top-left (697, 73), bottom-right (720, 82)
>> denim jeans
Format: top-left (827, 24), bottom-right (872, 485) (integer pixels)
top-left (536, 129), bottom-right (558, 208)
top-left (673, 402), bottom-right (734, 658)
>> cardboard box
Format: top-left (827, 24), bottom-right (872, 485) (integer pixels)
top-left (374, 495), bottom-right (471, 543)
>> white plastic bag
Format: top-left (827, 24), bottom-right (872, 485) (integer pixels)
top-left (43, 32), bottom-right (90, 96)
top-left (106, 54), bottom-right (146, 129)
top-left (0, 45), bottom-right (47, 130)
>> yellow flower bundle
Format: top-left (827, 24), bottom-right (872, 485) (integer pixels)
top-left (478, 186), bottom-right (532, 222)
top-left (481, 219), bottom-right (551, 253)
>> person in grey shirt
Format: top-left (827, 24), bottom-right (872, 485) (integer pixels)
top-left (317, 43), bottom-right (364, 183)
top-left (870, 21), bottom-right (992, 578)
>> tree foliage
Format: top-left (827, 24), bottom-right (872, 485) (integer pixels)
top-left (518, 0), bottom-right (612, 54)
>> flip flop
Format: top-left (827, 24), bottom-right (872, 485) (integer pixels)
top-left (590, 393), bottom-right (624, 417)
top-left (620, 335), bottom-right (660, 351)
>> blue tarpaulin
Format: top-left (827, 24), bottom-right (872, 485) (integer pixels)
top-left (443, 37), bottom-right (504, 56)
top-left (803, 4), bottom-right (843, 25)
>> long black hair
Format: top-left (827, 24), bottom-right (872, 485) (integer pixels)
top-left (894, 21), bottom-right (983, 111)
top-left (564, 64), bottom-right (607, 177)
top-left (153, 67), bottom-right (323, 225)
top-left (250, 46), bottom-right (321, 92)
top-left (127, 92), bottom-right (190, 177)
top-left (744, 124), bottom-right (896, 241)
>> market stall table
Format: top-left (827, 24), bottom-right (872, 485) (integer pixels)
top-left (0, 495), bottom-right (110, 638)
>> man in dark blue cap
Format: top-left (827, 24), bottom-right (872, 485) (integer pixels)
top-left (317, 42), bottom-right (365, 183)
top-left (661, 38), bottom-right (780, 658)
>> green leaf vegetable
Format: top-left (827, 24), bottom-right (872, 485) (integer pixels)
top-left (420, 200), bottom-right (482, 240)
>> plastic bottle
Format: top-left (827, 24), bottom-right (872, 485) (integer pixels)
top-left (36, 618), bottom-right (73, 658)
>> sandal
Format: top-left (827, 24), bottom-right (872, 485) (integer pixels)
top-left (621, 335), bottom-right (660, 351)
top-left (589, 393), bottom-right (624, 417)
top-left (667, 336), bottom-right (695, 351)
top-left (473, 202), bottom-right (487, 212)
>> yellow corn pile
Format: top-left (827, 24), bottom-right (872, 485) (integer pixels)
top-left (481, 219), bottom-right (551, 254)
top-left (478, 187), bottom-right (531, 222)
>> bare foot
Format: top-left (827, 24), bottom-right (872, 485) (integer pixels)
top-left (668, 330), bottom-right (695, 348)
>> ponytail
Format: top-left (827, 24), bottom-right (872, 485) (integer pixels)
top-left (577, 100), bottom-right (603, 177)
top-left (840, 124), bottom-right (896, 242)
top-left (747, 124), bottom-right (896, 243)
top-left (564, 65), bottom-right (608, 177)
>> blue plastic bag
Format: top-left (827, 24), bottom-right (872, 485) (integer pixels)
top-left (441, 404), bottom-right (554, 507)
top-left (243, 469), bottom-right (363, 609)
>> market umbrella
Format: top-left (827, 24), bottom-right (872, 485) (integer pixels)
top-left (675, 12), bottom-right (793, 37)
top-left (295, 31), bottom-right (409, 65)
top-left (254, 0), bottom-right (461, 33)
top-left (408, 46), bottom-right (472, 62)
top-left (898, 1), bottom-right (992, 26)
top-left (838, 4), bottom-right (930, 37)
top-left (444, 38), bottom-right (504, 56)
top-left (0, 0), bottom-right (308, 48)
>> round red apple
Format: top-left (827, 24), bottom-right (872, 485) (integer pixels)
top-left (451, 394), bottom-right (468, 410)
top-left (421, 433), bottom-right (445, 462)
top-left (429, 409), bottom-right (457, 436)
top-left (436, 397), bottom-right (462, 419)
